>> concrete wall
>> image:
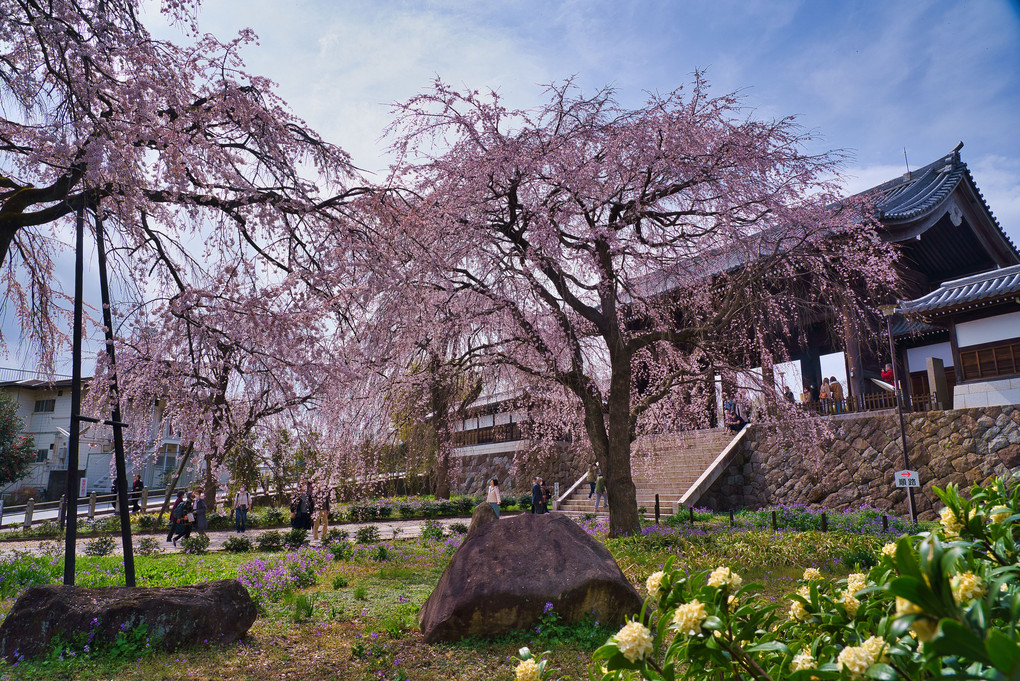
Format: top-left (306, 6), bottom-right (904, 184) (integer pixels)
top-left (701, 405), bottom-right (1020, 520)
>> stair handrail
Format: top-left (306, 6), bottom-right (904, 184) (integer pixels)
top-left (677, 426), bottom-right (751, 510)
top-left (556, 470), bottom-right (591, 510)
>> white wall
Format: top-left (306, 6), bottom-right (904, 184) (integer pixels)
top-left (956, 311), bottom-right (1020, 348)
top-left (819, 352), bottom-right (848, 387)
top-left (774, 359), bottom-right (803, 395)
top-left (906, 342), bottom-right (954, 372)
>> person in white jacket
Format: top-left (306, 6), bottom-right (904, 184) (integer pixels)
top-left (486, 478), bottom-right (502, 518)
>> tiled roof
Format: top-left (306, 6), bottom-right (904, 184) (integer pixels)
top-left (872, 153), bottom-right (967, 221)
top-left (898, 263), bottom-right (1020, 315)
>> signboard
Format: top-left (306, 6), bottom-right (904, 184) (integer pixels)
top-left (895, 470), bottom-right (919, 488)
top-left (79, 476), bottom-right (88, 497)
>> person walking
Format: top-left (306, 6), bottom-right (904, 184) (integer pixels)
top-left (531, 477), bottom-right (543, 514)
top-left (829, 376), bottom-right (845, 413)
top-left (585, 464), bottom-right (598, 499)
top-left (171, 492), bottom-right (194, 546)
top-left (166, 490), bottom-right (185, 542)
top-left (486, 478), bottom-right (502, 518)
top-left (234, 486), bottom-right (252, 533)
top-left (312, 490), bottom-right (330, 543)
top-left (593, 473), bottom-right (607, 512)
top-left (130, 475), bottom-right (144, 513)
top-left (193, 489), bottom-right (208, 538)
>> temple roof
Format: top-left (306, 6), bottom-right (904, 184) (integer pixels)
top-left (898, 263), bottom-right (1020, 317)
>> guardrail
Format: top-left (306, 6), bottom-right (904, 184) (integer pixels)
top-left (0, 487), bottom-right (199, 530)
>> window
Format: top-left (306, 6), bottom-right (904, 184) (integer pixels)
top-left (959, 340), bottom-right (1020, 381)
top-left (33, 399), bottom-right (55, 413)
top-left (35, 448), bottom-right (48, 463)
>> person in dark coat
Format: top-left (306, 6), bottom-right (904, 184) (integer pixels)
top-left (193, 490), bottom-right (208, 537)
top-left (291, 481), bottom-right (314, 530)
top-left (171, 492), bottom-right (194, 546)
top-left (130, 475), bottom-right (144, 513)
top-left (531, 477), bottom-right (543, 514)
top-left (166, 490), bottom-right (185, 542)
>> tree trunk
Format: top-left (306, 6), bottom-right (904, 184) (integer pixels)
top-left (431, 370), bottom-right (452, 500)
top-left (604, 357), bottom-right (640, 537)
top-left (203, 457), bottom-right (218, 512)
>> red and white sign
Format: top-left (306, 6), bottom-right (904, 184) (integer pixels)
top-left (894, 470), bottom-right (919, 488)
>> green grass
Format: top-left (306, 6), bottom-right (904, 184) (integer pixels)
top-left (0, 514), bottom-right (908, 681)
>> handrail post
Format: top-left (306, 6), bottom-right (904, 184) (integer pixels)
top-left (88, 492), bottom-right (97, 520)
top-left (141, 487), bottom-right (148, 512)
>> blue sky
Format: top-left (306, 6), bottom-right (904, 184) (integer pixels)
top-left (172, 0), bottom-right (1020, 240)
top-left (5, 0), bottom-right (1020, 372)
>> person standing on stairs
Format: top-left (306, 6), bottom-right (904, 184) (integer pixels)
top-left (586, 463), bottom-right (598, 499)
top-left (593, 472), bottom-right (607, 511)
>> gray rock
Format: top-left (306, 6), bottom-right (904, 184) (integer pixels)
top-left (0, 579), bottom-right (256, 661)
top-left (468, 501), bottom-right (499, 534)
top-left (418, 513), bottom-right (641, 643)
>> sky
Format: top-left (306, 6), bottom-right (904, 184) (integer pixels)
top-left (160, 0), bottom-right (1020, 236)
top-left (4, 0), bottom-right (1020, 373)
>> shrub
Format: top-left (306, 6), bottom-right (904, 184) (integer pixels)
top-left (398, 503), bottom-right (416, 518)
top-left (329, 541), bottom-right (353, 561)
top-left (332, 575), bottom-right (349, 589)
top-left (256, 530), bottom-right (284, 552)
top-left (136, 513), bottom-right (161, 531)
top-left (135, 536), bottom-right (162, 557)
top-left (420, 500), bottom-right (440, 518)
top-left (353, 584), bottom-right (368, 600)
top-left (31, 520), bottom-right (61, 538)
top-left (436, 500), bottom-right (457, 516)
top-left (355, 525), bottom-right (380, 544)
top-left (420, 519), bottom-right (444, 542)
top-left (179, 534), bottom-right (210, 554)
top-left (206, 511), bottom-right (231, 531)
top-left (223, 535), bottom-right (254, 553)
top-left (264, 507), bottom-right (286, 525)
top-left (323, 528), bottom-right (349, 545)
top-left (284, 528), bottom-right (308, 550)
top-left (499, 497), bottom-right (516, 511)
top-left (519, 494), bottom-right (533, 511)
top-left (590, 475), bottom-right (1020, 681)
top-left (449, 522), bottom-right (468, 535)
top-left (373, 545), bottom-right (389, 562)
top-left (377, 504), bottom-right (393, 519)
top-left (349, 504), bottom-right (379, 522)
top-left (455, 496), bottom-right (476, 514)
top-left (84, 534), bottom-right (115, 556)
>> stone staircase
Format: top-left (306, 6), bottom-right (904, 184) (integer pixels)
top-left (557, 428), bottom-right (740, 518)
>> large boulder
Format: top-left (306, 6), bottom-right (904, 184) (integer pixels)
top-left (419, 513), bottom-right (641, 643)
top-left (468, 501), bottom-right (499, 533)
top-left (0, 579), bottom-right (256, 661)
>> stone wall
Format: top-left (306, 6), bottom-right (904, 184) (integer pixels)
top-left (451, 442), bottom-right (590, 497)
top-left (700, 405), bottom-right (1020, 521)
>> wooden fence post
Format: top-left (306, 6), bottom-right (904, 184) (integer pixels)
top-left (654, 494), bottom-right (660, 524)
top-left (88, 492), bottom-right (97, 519)
top-left (141, 487), bottom-right (149, 513)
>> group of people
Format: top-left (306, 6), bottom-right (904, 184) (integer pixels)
top-left (797, 376), bottom-right (845, 413)
top-left (166, 488), bottom-right (208, 545)
top-left (531, 476), bottom-right (553, 514)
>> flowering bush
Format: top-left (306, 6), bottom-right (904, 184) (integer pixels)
top-left (236, 548), bottom-right (329, 609)
top-left (582, 474), bottom-right (1020, 680)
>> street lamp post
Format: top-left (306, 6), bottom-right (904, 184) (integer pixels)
top-left (880, 304), bottom-right (917, 524)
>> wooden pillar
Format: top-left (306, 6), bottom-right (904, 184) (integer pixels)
top-left (927, 357), bottom-right (952, 410)
top-left (843, 315), bottom-right (865, 402)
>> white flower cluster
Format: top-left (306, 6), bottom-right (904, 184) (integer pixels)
top-left (951, 571), bottom-right (985, 604)
top-left (614, 621), bottom-right (654, 662)
top-left (672, 599), bottom-right (708, 636)
top-left (645, 571), bottom-right (665, 599)
top-left (837, 637), bottom-right (886, 679)
top-left (515, 658), bottom-right (541, 681)
top-left (707, 566), bottom-right (742, 591)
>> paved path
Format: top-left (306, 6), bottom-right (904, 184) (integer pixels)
top-left (0, 515), bottom-right (485, 558)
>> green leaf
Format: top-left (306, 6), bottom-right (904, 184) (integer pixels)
top-left (865, 663), bottom-right (899, 680)
top-left (744, 641), bottom-right (789, 655)
top-left (702, 616), bottom-right (724, 631)
top-left (986, 629), bottom-right (1020, 676)
top-left (931, 619), bottom-right (992, 665)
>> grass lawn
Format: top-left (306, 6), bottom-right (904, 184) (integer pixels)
top-left (0, 512), bottom-right (911, 681)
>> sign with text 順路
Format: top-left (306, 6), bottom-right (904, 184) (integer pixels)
top-left (894, 470), bottom-right (920, 488)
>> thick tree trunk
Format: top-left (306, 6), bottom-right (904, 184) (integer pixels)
top-left (431, 371), bottom-right (452, 500)
top-left (604, 358), bottom-right (640, 537)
